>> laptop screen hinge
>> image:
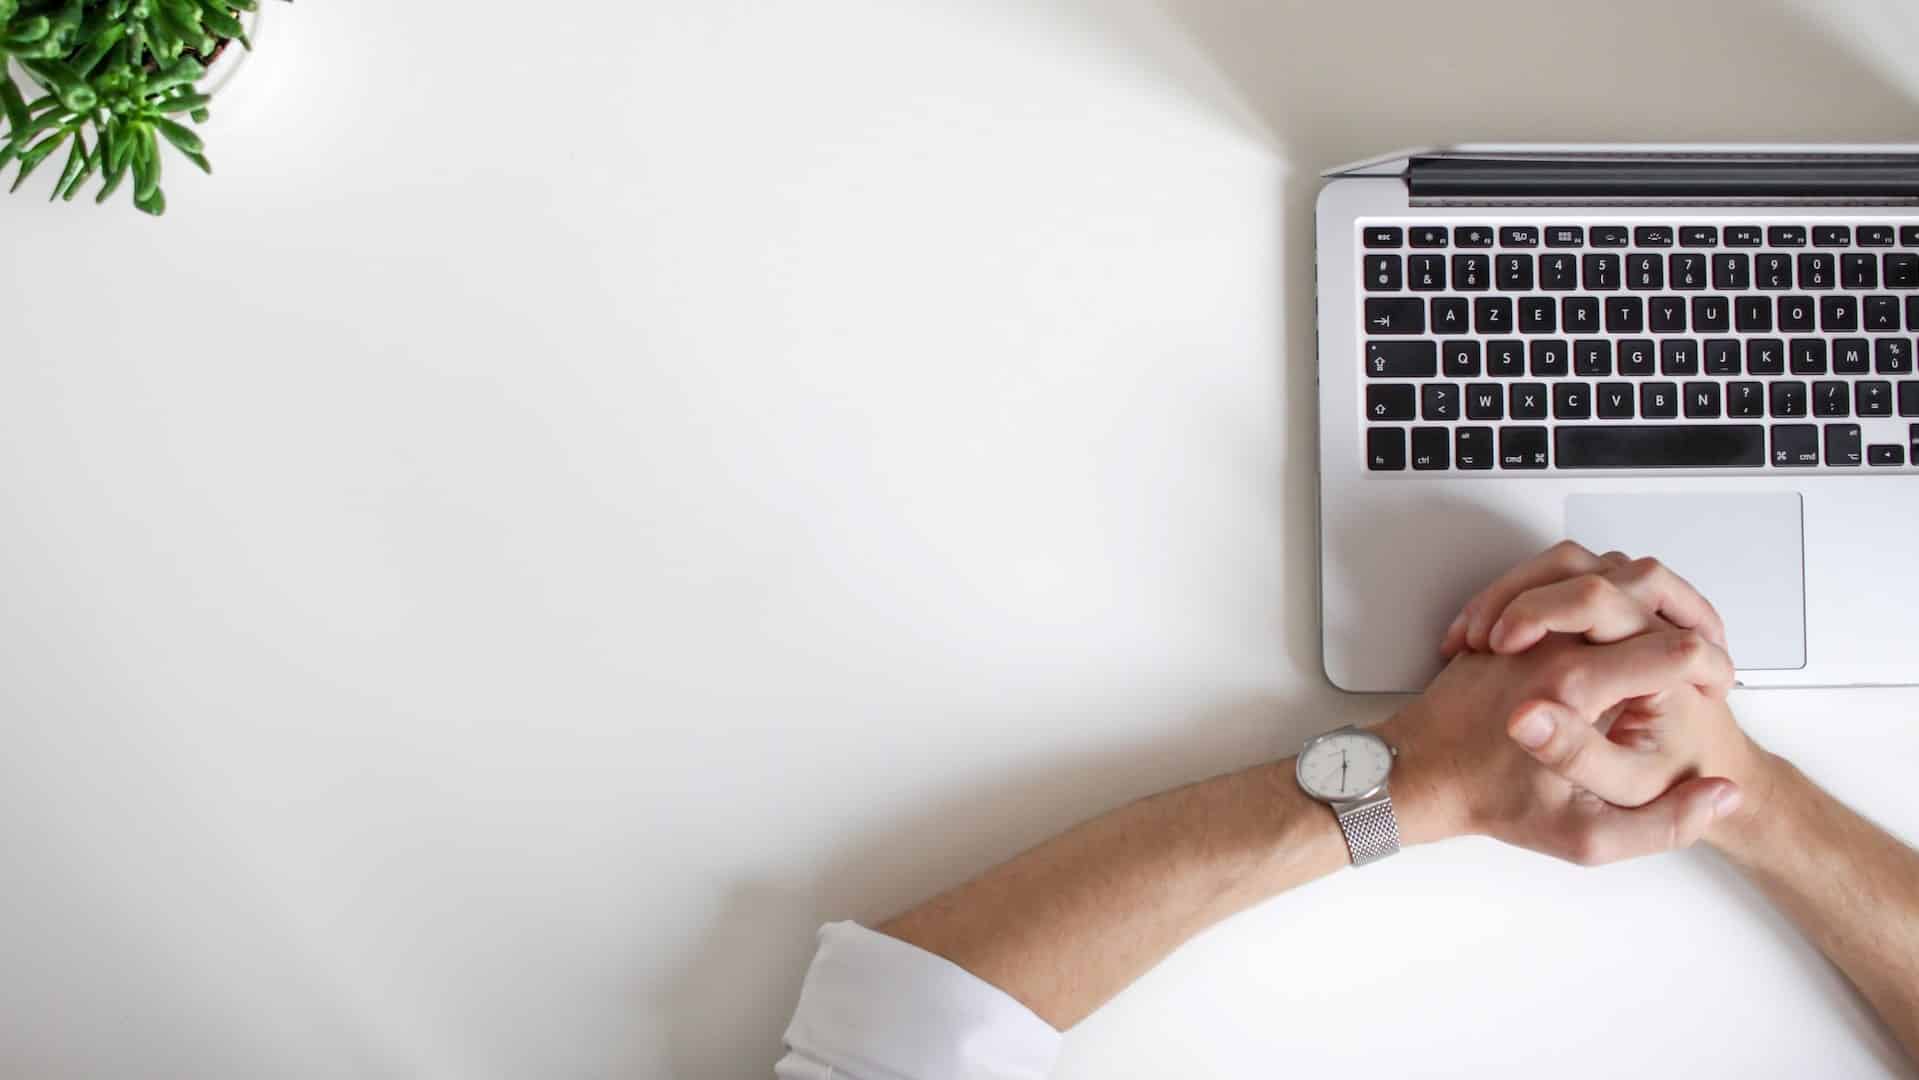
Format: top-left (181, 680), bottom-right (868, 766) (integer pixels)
top-left (1407, 153), bottom-right (1919, 206)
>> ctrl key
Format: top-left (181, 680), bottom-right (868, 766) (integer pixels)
top-left (1368, 427), bottom-right (1406, 470)
top-left (1499, 426), bottom-right (1549, 469)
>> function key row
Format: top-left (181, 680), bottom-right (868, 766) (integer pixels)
top-left (1363, 224), bottom-right (1919, 250)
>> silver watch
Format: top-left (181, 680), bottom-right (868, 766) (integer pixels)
top-left (1295, 725), bottom-right (1401, 866)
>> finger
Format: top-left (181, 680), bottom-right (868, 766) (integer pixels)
top-left (1487, 573), bottom-right (1662, 654)
top-left (1548, 628), bottom-right (1738, 716)
top-left (1602, 557), bottom-right (1730, 652)
top-left (1599, 549), bottom-right (1631, 568)
top-left (1508, 699), bottom-right (1677, 806)
top-left (1562, 777), bottom-right (1742, 867)
top-left (1441, 541), bottom-right (1606, 657)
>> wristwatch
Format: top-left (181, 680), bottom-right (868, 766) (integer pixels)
top-left (1295, 725), bottom-right (1402, 867)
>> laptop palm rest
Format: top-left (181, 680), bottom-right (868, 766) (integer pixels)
top-left (1565, 493), bottom-right (1807, 671)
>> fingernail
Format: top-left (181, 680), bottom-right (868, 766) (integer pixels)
top-left (1712, 784), bottom-right (1743, 819)
top-left (1511, 707), bottom-right (1555, 749)
top-left (1487, 617), bottom-right (1509, 650)
top-left (1444, 612), bottom-right (1465, 641)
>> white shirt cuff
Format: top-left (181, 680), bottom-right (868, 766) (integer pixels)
top-left (777, 921), bottom-right (1062, 1080)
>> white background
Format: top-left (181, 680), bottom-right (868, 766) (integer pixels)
top-left (4, 1), bottom-right (1919, 1077)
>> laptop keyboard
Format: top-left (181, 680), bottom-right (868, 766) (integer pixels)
top-left (1358, 221), bottom-right (1919, 471)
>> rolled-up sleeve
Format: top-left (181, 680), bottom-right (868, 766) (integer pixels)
top-left (775, 921), bottom-right (1062, 1080)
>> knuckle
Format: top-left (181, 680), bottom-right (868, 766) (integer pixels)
top-left (1668, 630), bottom-right (1708, 663)
top-left (1549, 539), bottom-right (1592, 567)
top-left (1572, 574), bottom-right (1614, 605)
top-left (1623, 556), bottom-right (1665, 584)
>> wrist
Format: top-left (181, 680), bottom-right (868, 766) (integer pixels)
top-left (1705, 743), bottom-right (1795, 860)
top-left (1370, 706), bottom-right (1471, 846)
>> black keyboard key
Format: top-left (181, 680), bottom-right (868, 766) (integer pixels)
top-left (1770, 380), bottom-right (1808, 418)
top-left (1771, 425), bottom-right (1818, 467)
top-left (1453, 254), bottom-right (1490, 291)
top-left (1913, 424), bottom-right (1919, 461)
top-left (1887, 253), bottom-right (1919, 288)
top-left (1798, 254), bottom-right (1834, 290)
top-left (1746, 338), bottom-right (1785, 375)
top-left (1669, 253), bottom-right (1708, 290)
top-left (1366, 340), bottom-right (1438, 376)
top-left (1499, 226), bottom-right (1539, 248)
top-left (1596, 382), bottom-right (1635, 418)
top-left (1814, 380), bottom-right (1849, 417)
top-left (1368, 384), bottom-right (1416, 421)
top-left (1833, 337), bottom-right (1870, 374)
top-left (1589, 225), bottom-right (1629, 247)
top-left (1465, 383), bottom-right (1504, 420)
top-left (1756, 252), bottom-right (1793, 289)
top-left (1365, 255), bottom-right (1402, 291)
top-left (1791, 338), bottom-right (1828, 375)
top-left (1822, 296), bottom-right (1859, 332)
top-left (1866, 295), bottom-right (1901, 331)
top-left (1408, 254), bottom-right (1446, 291)
top-left (1813, 226), bottom-right (1851, 248)
top-left (1680, 226), bottom-right (1718, 248)
top-left (1778, 296), bottom-right (1816, 333)
top-left (1907, 297), bottom-right (1919, 331)
top-left (1519, 297), bottom-right (1556, 333)
top-left (1858, 225), bottom-right (1894, 247)
top-left (1431, 297), bottom-right (1470, 334)
top-left (1562, 296), bottom-right (1600, 333)
top-left (1442, 340), bottom-right (1482, 377)
top-left (1583, 253), bottom-right (1620, 290)
top-left (1660, 338), bottom-right (1699, 376)
top-left (1768, 225), bottom-right (1807, 247)
top-left (1422, 383), bottom-right (1460, 421)
top-left (1366, 298), bottom-right (1424, 334)
top-left (1903, 381), bottom-right (1919, 417)
top-left (1724, 226), bottom-right (1763, 247)
top-left (1368, 427), bottom-right (1406, 470)
top-left (1574, 339), bottom-right (1612, 376)
top-left (1684, 381), bottom-right (1721, 418)
top-left (1842, 253), bottom-right (1878, 289)
top-left (1455, 426), bottom-right (1494, 469)
top-left (1539, 253), bottom-right (1578, 290)
top-left (1558, 424), bottom-right (1765, 468)
top-left (1858, 380), bottom-right (1894, 417)
top-left (1509, 382), bottom-right (1548, 420)
top-left (1904, 226), bottom-right (1919, 247)
top-left (1553, 382), bottom-right (1591, 419)
top-left (1500, 426), bottom-right (1549, 469)
top-left (1877, 337), bottom-right (1913, 374)
top-left (1633, 226), bottom-right (1673, 248)
top-left (1627, 253), bottom-right (1663, 290)
top-left (1496, 255), bottom-right (1534, 291)
top-left (1648, 296), bottom-right (1687, 332)
top-left (1618, 338), bottom-right (1656, 376)
top-left (1691, 296), bottom-right (1729, 332)
top-left (1825, 423), bottom-right (1863, 466)
top-left (1411, 427), bottom-right (1450, 470)
top-left (1453, 226), bottom-right (1494, 248)
top-left (1705, 338), bottom-right (1741, 375)
top-left (1363, 226), bottom-right (1404, 248)
top-left (1640, 381), bottom-right (1679, 419)
top-left (1409, 226), bottom-right (1448, 248)
top-left (1486, 339), bottom-right (1524, 376)
top-left (1530, 339), bottom-right (1569, 376)
top-left (1735, 296), bottom-right (1772, 332)
top-left (1545, 226), bottom-right (1583, 248)
top-left (1728, 380), bottom-right (1765, 418)
top-left (1712, 253), bottom-right (1750, 289)
top-left (1605, 296), bottom-right (1644, 333)
top-left (1870, 443), bottom-right (1906, 467)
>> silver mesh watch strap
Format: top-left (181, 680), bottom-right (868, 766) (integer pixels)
top-left (1335, 798), bottom-right (1402, 867)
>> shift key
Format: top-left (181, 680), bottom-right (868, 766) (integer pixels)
top-left (1365, 341), bottom-right (1438, 378)
top-left (1364, 298), bottom-right (1425, 334)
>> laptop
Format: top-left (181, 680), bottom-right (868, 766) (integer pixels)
top-left (1316, 146), bottom-right (1919, 692)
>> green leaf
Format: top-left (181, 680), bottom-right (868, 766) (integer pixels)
top-left (3, 15), bottom-right (49, 46)
top-left (152, 115), bottom-right (200, 155)
top-left (62, 125), bottom-right (99, 198)
top-left (157, 92), bottom-right (210, 112)
top-left (10, 125), bottom-right (69, 192)
top-left (19, 59), bottom-right (97, 112)
top-left (198, 3), bottom-right (240, 41)
top-left (0, 77), bottom-right (27, 134)
top-left (133, 123), bottom-right (160, 200)
top-left (49, 128), bottom-right (82, 200)
top-left (71, 21), bottom-right (127, 75)
top-left (96, 142), bottom-right (128, 203)
top-left (133, 184), bottom-right (163, 215)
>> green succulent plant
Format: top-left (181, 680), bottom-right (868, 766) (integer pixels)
top-left (0, 0), bottom-right (254, 215)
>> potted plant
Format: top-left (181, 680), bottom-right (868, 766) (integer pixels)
top-left (0, 0), bottom-right (263, 215)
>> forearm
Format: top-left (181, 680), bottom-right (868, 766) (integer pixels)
top-left (1712, 753), bottom-right (1919, 1059)
top-left (878, 730), bottom-right (1456, 1030)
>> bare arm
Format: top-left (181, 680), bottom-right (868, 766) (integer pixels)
top-left (1711, 755), bottom-right (1919, 1059)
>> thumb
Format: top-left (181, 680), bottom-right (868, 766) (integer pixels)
top-left (1563, 777), bottom-right (1742, 866)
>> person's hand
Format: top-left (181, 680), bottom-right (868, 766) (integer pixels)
top-left (1376, 543), bottom-right (1765, 864)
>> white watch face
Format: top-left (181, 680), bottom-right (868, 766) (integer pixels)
top-left (1298, 730), bottom-right (1392, 801)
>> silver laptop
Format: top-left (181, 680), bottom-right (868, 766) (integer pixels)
top-left (1316, 146), bottom-right (1919, 692)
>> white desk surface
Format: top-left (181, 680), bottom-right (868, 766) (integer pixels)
top-left (5, 1), bottom-right (1919, 1077)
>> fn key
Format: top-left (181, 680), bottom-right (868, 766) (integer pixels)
top-left (1368, 427), bottom-right (1406, 470)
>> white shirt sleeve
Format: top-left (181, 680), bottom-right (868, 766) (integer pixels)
top-left (775, 921), bottom-right (1063, 1080)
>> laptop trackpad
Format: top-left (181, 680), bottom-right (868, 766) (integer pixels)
top-left (1565, 493), bottom-right (1805, 670)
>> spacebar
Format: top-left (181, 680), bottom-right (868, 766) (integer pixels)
top-left (1555, 425), bottom-right (1767, 468)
